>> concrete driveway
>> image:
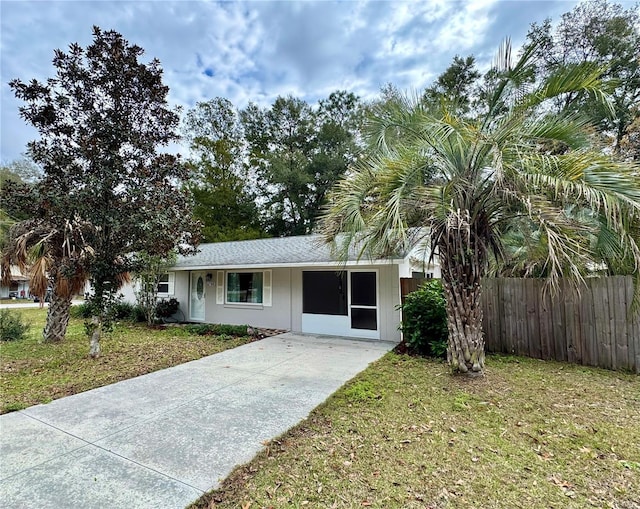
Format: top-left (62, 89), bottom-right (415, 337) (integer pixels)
top-left (0, 333), bottom-right (395, 509)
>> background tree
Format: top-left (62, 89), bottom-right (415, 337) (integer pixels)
top-left (422, 55), bottom-right (480, 114)
top-left (242, 92), bottom-right (360, 236)
top-left (0, 157), bottom-right (41, 244)
top-left (524, 0), bottom-right (640, 155)
top-left (183, 98), bottom-right (263, 242)
top-left (322, 41), bottom-right (640, 374)
top-left (10, 27), bottom-right (199, 356)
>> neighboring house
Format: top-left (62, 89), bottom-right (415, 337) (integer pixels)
top-left (0, 265), bottom-right (30, 299)
top-left (121, 234), bottom-right (440, 342)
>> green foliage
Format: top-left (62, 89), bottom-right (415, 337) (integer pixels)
top-left (133, 252), bottom-right (177, 325)
top-left (241, 91), bottom-right (361, 236)
top-left (184, 323), bottom-right (249, 337)
top-left (73, 301), bottom-right (137, 321)
top-left (130, 305), bottom-right (147, 323)
top-left (322, 38), bottom-right (640, 373)
top-left (71, 300), bottom-right (146, 322)
top-left (0, 157), bottom-right (41, 248)
top-left (184, 98), bottom-right (265, 242)
top-left (0, 309), bottom-right (30, 342)
top-left (342, 380), bottom-right (383, 403)
top-left (111, 301), bottom-right (136, 321)
top-left (399, 280), bottom-right (448, 358)
top-left (10, 27), bottom-right (200, 355)
top-left (83, 291), bottom-right (123, 338)
top-left (524, 0), bottom-right (640, 155)
top-left (155, 298), bottom-right (180, 319)
top-left (70, 302), bottom-right (92, 319)
top-left (422, 55), bottom-right (480, 113)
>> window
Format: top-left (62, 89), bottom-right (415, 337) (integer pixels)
top-left (226, 272), bottom-right (263, 304)
top-left (157, 272), bottom-right (175, 296)
top-left (303, 271), bottom-right (348, 315)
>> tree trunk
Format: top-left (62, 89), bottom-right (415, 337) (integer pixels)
top-left (89, 316), bottom-right (101, 358)
top-left (43, 292), bottom-right (72, 342)
top-left (442, 275), bottom-right (485, 374)
top-left (439, 210), bottom-right (487, 374)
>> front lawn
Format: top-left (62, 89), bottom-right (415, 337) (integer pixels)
top-left (193, 353), bottom-right (640, 509)
top-left (0, 307), bottom-right (252, 413)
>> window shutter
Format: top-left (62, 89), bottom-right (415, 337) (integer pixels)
top-left (168, 272), bottom-right (175, 295)
top-left (263, 270), bottom-right (272, 307)
top-left (216, 271), bottom-right (224, 304)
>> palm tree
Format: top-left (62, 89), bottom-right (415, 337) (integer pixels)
top-left (1, 217), bottom-right (93, 342)
top-left (321, 42), bottom-right (640, 374)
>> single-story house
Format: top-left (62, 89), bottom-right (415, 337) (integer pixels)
top-left (120, 235), bottom-right (440, 342)
top-left (0, 265), bottom-right (30, 299)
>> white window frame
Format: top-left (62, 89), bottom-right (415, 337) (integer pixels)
top-left (156, 272), bottom-right (175, 297)
top-left (218, 269), bottom-right (272, 307)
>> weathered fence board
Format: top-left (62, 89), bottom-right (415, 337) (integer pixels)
top-left (479, 276), bottom-right (639, 373)
top-left (399, 276), bottom-right (640, 373)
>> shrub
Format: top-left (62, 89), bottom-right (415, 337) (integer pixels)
top-left (72, 300), bottom-right (138, 321)
top-left (155, 298), bottom-right (179, 319)
top-left (0, 309), bottom-right (30, 341)
top-left (111, 301), bottom-right (136, 320)
top-left (130, 304), bottom-right (147, 323)
top-left (184, 323), bottom-right (249, 337)
top-left (399, 279), bottom-right (448, 358)
top-left (70, 302), bottom-right (92, 319)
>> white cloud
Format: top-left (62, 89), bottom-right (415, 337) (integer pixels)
top-left (1, 0), bottom-right (586, 162)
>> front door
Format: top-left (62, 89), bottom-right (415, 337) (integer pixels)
top-left (189, 272), bottom-right (206, 321)
top-left (350, 272), bottom-right (378, 337)
top-left (349, 271), bottom-right (379, 339)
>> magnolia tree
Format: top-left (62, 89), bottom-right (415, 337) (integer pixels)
top-left (10, 27), bottom-right (200, 356)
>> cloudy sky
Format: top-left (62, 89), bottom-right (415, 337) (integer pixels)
top-left (0, 0), bottom-right (596, 162)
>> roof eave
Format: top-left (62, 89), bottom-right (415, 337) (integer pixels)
top-left (170, 258), bottom-right (406, 271)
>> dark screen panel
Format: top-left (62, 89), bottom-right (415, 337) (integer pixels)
top-left (351, 272), bottom-right (376, 306)
top-left (351, 308), bottom-right (377, 330)
top-left (303, 271), bottom-right (347, 315)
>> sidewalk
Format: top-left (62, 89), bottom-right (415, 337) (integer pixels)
top-left (0, 333), bottom-right (395, 508)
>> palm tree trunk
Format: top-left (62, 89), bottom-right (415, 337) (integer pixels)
top-left (43, 292), bottom-right (72, 342)
top-left (441, 274), bottom-right (485, 373)
top-left (439, 212), bottom-right (486, 374)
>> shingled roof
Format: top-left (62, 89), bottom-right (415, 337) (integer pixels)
top-left (174, 234), bottom-right (407, 269)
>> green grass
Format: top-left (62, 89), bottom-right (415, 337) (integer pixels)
top-left (0, 298), bottom-right (33, 304)
top-left (192, 353), bottom-right (640, 509)
top-left (0, 308), bottom-right (252, 413)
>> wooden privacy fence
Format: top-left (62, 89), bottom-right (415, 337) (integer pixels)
top-left (400, 276), bottom-right (640, 373)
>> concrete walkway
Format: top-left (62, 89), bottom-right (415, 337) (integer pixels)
top-left (0, 333), bottom-right (395, 509)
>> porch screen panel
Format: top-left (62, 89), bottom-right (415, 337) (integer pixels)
top-left (350, 272), bottom-right (376, 306)
top-left (303, 271), bottom-right (347, 315)
top-left (351, 308), bottom-right (377, 330)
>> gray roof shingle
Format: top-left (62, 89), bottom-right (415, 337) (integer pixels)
top-left (174, 234), bottom-right (405, 269)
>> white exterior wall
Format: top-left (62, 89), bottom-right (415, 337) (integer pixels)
top-left (119, 281), bottom-right (137, 303)
top-left (185, 268), bottom-right (292, 330)
top-left (92, 264), bottom-right (403, 343)
top-left (174, 271), bottom-right (190, 317)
